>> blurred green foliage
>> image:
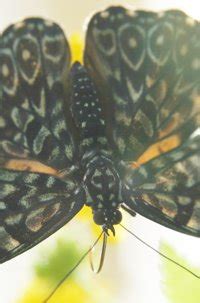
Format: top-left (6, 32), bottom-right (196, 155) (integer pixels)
top-left (160, 241), bottom-right (200, 303)
top-left (35, 239), bottom-right (83, 284)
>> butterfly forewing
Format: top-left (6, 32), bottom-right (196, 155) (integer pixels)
top-left (84, 7), bottom-right (200, 161)
top-left (0, 18), bottom-right (77, 170)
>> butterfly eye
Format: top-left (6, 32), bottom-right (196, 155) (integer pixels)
top-left (111, 210), bottom-right (122, 225)
top-left (93, 210), bottom-right (106, 225)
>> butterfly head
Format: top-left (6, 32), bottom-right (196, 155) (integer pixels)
top-left (93, 208), bottom-right (122, 235)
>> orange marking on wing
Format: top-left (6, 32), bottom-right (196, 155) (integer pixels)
top-left (134, 135), bottom-right (181, 166)
top-left (2, 159), bottom-right (59, 176)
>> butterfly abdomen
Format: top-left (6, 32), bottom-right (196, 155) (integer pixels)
top-left (70, 62), bottom-right (105, 138)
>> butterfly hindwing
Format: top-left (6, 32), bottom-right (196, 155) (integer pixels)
top-left (0, 18), bottom-right (77, 170)
top-left (123, 136), bottom-right (200, 236)
top-left (85, 7), bottom-right (200, 161)
top-left (0, 169), bottom-right (85, 263)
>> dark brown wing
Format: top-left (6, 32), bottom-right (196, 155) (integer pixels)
top-left (0, 169), bottom-right (84, 263)
top-left (0, 18), bottom-right (84, 263)
top-left (84, 7), bottom-right (200, 161)
top-left (0, 18), bottom-right (77, 170)
top-left (123, 136), bottom-right (200, 236)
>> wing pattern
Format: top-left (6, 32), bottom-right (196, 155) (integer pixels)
top-left (85, 7), bottom-right (200, 160)
top-left (85, 6), bottom-right (200, 236)
top-left (0, 19), bottom-right (83, 262)
top-left (123, 135), bottom-right (200, 236)
top-left (0, 6), bottom-right (199, 264)
top-left (0, 169), bottom-right (84, 263)
top-left (0, 18), bottom-right (76, 170)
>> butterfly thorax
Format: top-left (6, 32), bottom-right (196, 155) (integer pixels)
top-left (83, 154), bottom-right (122, 233)
top-left (70, 62), bottom-right (122, 233)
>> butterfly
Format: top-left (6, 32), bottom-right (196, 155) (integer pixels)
top-left (0, 6), bottom-right (199, 264)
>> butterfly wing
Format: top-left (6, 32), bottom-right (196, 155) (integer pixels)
top-left (0, 19), bottom-right (85, 263)
top-left (84, 7), bottom-right (200, 161)
top-left (85, 6), bottom-right (200, 236)
top-left (123, 136), bottom-right (200, 236)
top-left (0, 169), bottom-right (84, 263)
top-left (0, 18), bottom-right (77, 170)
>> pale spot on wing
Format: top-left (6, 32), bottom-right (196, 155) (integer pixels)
top-left (44, 20), bottom-right (54, 27)
top-left (191, 93), bottom-right (200, 119)
top-left (115, 110), bottom-right (131, 126)
top-left (14, 21), bottom-right (25, 29)
top-left (25, 203), bottom-right (61, 232)
top-left (100, 11), bottom-right (109, 18)
top-left (180, 44), bottom-right (188, 56)
top-left (0, 227), bottom-right (20, 251)
top-left (192, 58), bottom-right (200, 70)
top-left (5, 214), bottom-right (23, 226)
top-left (187, 200), bottom-right (200, 229)
top-left (25, 208), bottom-right (45, 232)
top-left (22, 49), bottom-right (31, 61)
top-left (134, 110), bottom-right (154, 137)
top-left (0, 117), bottom-right (6, 128)
top-left (0, 184), bottom-right (16, 198)
top-left (2, 64), bottom-right (10, 77)
top-left (128, 37), bottom-right (137, 48)
top-left (0, 202), bottom-right (6, 210)
top-left (186, 17), bottom-right (196, 27)
top-left (156, 35), bottom-right (164, 46)
top-left (177, 196), bottom-right (191, 206)
top-left (146, 75), bottom-right (155, 88)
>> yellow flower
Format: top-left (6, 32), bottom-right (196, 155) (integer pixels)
top-left (19, 278), bottom-right (93, 303)
top-left (70, 34), bottom-right (84, 63)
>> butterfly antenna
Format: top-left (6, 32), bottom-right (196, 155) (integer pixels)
top-left (43, 231), bottom-right (104, 303)
top-left (89, 231), bottom-right (107, 273)
top-left (120, 224), bottom-right (200, 279)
